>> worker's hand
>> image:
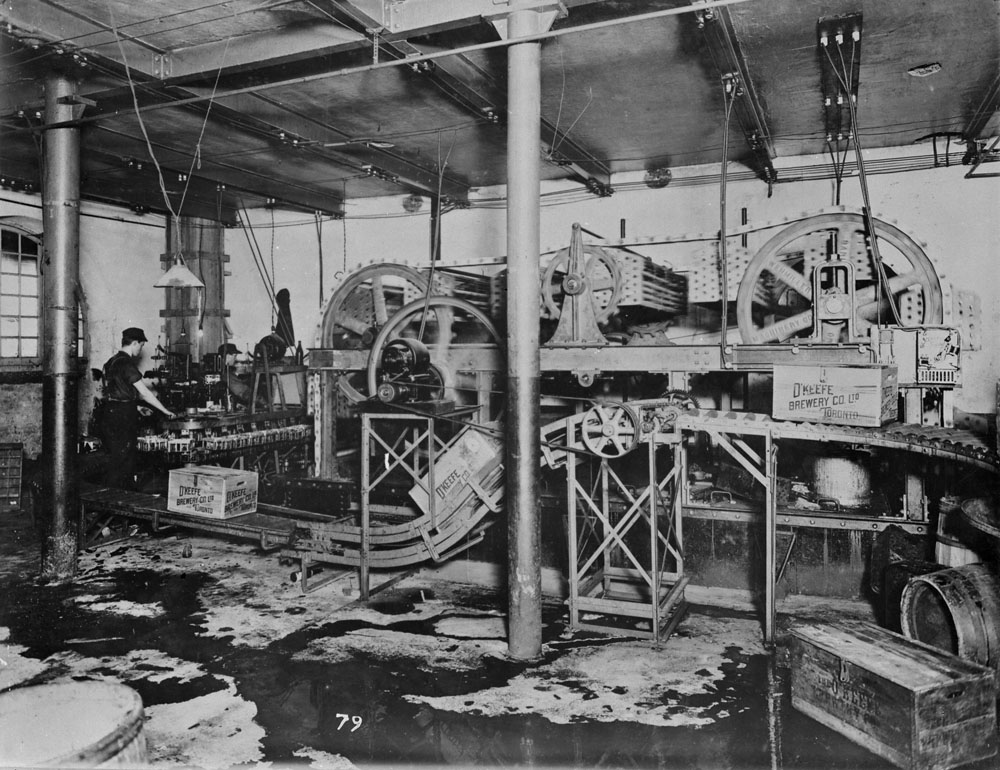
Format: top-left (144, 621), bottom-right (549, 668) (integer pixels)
top-left (163, 410), bottom-right (176, 420)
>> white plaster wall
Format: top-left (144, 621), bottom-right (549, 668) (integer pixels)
top-left (228, 146), bottom-right (998, 412)
top-left (0, 191), bottom-right (168, 454)
top-left (226, 202), bottom-right (433, 353)
top-left (2, 143), bottom-right (997, 432)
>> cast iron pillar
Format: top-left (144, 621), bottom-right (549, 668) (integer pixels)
top-left (494, 4), bottom-right (559, 660)
top-left (40, 72), bottom-right (82, 580)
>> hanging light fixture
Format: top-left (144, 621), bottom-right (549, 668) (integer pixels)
top-left (154, 252), bottom-right (204, 288)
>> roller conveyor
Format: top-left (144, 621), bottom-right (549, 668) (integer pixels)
top-left (539, 401), bottom-right (998, 473)
top-left (80, 459), bottom-right (504, 571)
top-left (79, 484), bottom-right (348, 552)
top-left (677, 409), bottom-right (999, 472)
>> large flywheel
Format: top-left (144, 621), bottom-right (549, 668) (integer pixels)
top-left (736, 212), bottom-right (943, 344)
top-left (367, 296), bottom-right (504, 421)
top-left (318, 263), bottom-right (429, 400)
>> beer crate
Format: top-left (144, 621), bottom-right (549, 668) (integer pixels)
top-left (167, 465), bottom-right (258, 518)
top-left (773, 364), bottom-right (898, 427)
top-left (790, 621), bottom-right (997, 770)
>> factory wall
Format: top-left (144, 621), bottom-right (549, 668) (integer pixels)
top-left (0, 192), bottom-right (167, 458)
top-left (221, 147), bottom-right (997, 601)
top-left (0, 146), bottom-right (996, 452)
top-left (228, 146), bottom-right (1000, 414)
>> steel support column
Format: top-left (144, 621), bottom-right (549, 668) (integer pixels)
top-left (40, 72), bottom-right (82, 580)
top-left (502, 6), bottom-right (554, 660)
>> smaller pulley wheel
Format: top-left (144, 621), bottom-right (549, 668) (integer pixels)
top-left (580, 402), bottom-right (641, 458)
top-left (367, 296), bottom-right (503, 421)
top-left (541, 246), bottom-right (622, 322)
top-left (653, 390), bottom-right (699, 428)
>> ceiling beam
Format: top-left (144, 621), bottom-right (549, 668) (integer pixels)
top-left (0, 3), bottom-right (366, 84)
top-left (696, 5), bottom-right (776, 185)
top-left (37, 74), bottom-right (471, 204)
top-left (6, 0), bottom-right (754, 129)
top-left (331, 4), bottom-right (613, 191)
top-left (89, 126), bottom-right (347, 217)
top-left (240, 92), bottom-right (472, 203)
top-left (415, 48), bottom-right (612, 191)
top-left (145, 23), bottom-right (367, 83)
top-left (334, 0), bottom-right (636, 39)
top-left (0, 1), bottom-right (160, 70)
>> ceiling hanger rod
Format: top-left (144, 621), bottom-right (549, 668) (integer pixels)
top-left (10, 0), bottom-right (754, 134)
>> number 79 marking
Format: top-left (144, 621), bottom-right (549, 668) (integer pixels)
top-left (335, 713), bottom-right (363, 732)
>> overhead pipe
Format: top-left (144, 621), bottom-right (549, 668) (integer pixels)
top-left (503, 5), bottom-right (550, 662)
top-left (40, 71), bottom-right (82, 581)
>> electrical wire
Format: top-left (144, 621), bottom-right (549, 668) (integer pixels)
top-left (0, 0), bottom-right (296, 64)
top-left (236, 199), bottom-right (280, 321)
top-left (2, 0), bottom-right (304, 69)
top-left (269, 206), bottom-right (276, 330)
top-left (825, 136), bottom-right (850, 205)
top-left (549, 87), bottom-right (594, 159)
top-left (23, 0), bottom-right (755, 134)
top-left (176, 37), bottom-right (232, 217)
top-left (110, 12), bottom-right (180, 230)
top-left (718, 78), bottom-right (737, 355)
top-left (314, 211), bottom-right (325, 309)
top-left (417, 130), bottom-right (457, 340)
top-left (108, 8), bottom-right (233, 258)
top-left (826, 39), bottom-right (902, 325)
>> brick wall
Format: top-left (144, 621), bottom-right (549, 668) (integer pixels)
top-left (0, 380), bottom-right (96, 460)
top-left (0, 383), bottom-right (43, 458)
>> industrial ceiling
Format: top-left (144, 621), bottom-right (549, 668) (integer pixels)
top-left (0, 0), bottom-right (997, 224)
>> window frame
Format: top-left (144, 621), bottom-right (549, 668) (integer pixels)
top-left (0, 219), bottom-right (88, 374)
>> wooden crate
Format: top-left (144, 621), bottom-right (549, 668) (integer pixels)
top-left (167, 466), bottom-right (258, 518)
top-left (790, 621), bottom-right (997, 770)
top-left (409, 426), bottom-right (503, 520)
top-left (773, 364), bottom-right (898, 427)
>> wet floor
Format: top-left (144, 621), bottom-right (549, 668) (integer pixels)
top-left (0, 521), bottom-right (995, 770)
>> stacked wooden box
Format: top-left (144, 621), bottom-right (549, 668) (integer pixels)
top-left (790, 621), bottom-right (997, 770)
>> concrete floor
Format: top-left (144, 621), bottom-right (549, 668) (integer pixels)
top-left (0, 510), bottom-right (995, 770)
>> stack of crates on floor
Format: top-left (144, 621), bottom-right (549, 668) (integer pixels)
top-left (0, 443), bottom-right (22, 512)
top-left (790, 620), bottom-right (997, 770)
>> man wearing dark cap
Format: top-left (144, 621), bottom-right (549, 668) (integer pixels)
top-left (101, 327), bottom-right (175, 489)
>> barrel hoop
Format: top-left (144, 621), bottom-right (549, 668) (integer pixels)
top-left (50, 700), bottom-right (145, 766)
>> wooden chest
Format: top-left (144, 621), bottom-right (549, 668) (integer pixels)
top-left (790, 621), bottom-right (997, 770)
top-left (167, 466), bottom-right (258, 518)
top-left (772, 364), bottom-right (898, 427)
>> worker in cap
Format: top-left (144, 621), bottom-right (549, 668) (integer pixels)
top-left (99, 327), bottom-right (175, 489)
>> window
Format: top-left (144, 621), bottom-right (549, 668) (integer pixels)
top-left (0, 223), bottom-right (87, 367)
top-left (0, 228), bottom-right (40, 360)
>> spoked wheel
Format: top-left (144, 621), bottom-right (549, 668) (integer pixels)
top-left (736, 212), bottom-right (943, 343)
top-left (541, 246), bottom-right (622, 323)
top-left (367, 296), bottom-right (504, 422)
top-left (318, 264), bottom-right (429, 401)
top-left (580, 402), bottom-right (641, 458)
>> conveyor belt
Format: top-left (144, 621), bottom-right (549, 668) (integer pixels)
top-left (676, 409), bottom-right (999, 472)
top-left (290, 462), bottom-right (504, 569)
top-left (79, 485), bottom-right (346, 552)
top-left (538, 400), bottom-right (997, 472)
top-left (81, 461), bottom-right (504, 570)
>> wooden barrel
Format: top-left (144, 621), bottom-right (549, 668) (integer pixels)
top-left (0, 681), bottom-right (147, 767)
top-left (900, 564), bottom-right (1000, 675)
